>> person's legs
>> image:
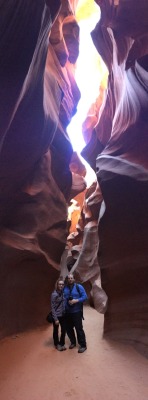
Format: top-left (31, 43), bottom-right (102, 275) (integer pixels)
top-left (73, 312), bottom-right (87, 348)
top-left (65, 314), bottom-right (76, 346)
top-left (53, 322), bottom-right (59, 347)
top-left (58, 316), bottom-right (66, 346)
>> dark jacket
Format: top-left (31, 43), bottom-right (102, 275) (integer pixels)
top-left (51, 290), bottom-right (65, 321)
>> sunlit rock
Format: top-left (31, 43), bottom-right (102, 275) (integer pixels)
top-left (67, 180), bottom-right (108, 313)
top-left (69, 151), bottom-right (86, 177)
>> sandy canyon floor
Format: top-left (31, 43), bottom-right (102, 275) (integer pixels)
top-left (0, 306), bottom-right (148, 400)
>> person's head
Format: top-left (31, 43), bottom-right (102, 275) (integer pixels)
top-left (67, 273), bottom-right (75, 286)
top-left (55, 278), bottom-right (64, 292)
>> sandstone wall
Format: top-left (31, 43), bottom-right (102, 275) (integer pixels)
top-left (81, 0), bottom-right (148, 355)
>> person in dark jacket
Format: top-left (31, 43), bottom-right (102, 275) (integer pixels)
top-left (64, 273), bottom-right (88, 353)
top-left (51, 278), bottom-right (66, 351)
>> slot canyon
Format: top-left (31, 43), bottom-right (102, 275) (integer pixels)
top-left (0, 1), bottom-right (148, 396)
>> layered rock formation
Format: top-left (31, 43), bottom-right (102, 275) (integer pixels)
top-left (81, 0), bottom-right (148, 355)
top-left (67, 180), bottom-right (108, 313)
top-left (0, 0), bottom-right (148, 357)
top-left (0, 0), bottom-right (86, 337)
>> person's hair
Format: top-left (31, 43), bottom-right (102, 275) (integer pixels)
top-left (64, 273), bottom-right (75, 286)
top-left (55, 277), bottom-right (64, 290)
top-left (67, 273), bottom-right (74, 279)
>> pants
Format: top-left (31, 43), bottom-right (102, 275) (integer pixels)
top-left (65, 311), bottom-right (86, 347)
top-left (53, 316), bottom-right (66, 346)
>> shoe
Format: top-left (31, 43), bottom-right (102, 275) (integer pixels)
top-left (61, 345), bottom-right (67, 351)
top-left (56, 345), bottom-right (66, 351)
top-left (78, 346), bottom-right (87, 353)
top-left (69, 343), bottom-right (76, 349)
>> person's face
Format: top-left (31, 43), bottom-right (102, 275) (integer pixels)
top-left (67, 275), bottom-right (75, 285)
top-left (57, 281), bottom-right (64, 290)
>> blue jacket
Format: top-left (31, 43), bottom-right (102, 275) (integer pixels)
top-left (64, 283), bottom-right (88, 314)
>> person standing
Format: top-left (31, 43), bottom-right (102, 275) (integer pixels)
top-left (64, 273), bottom-right (88, 353)
top-left (51, 278), bottom-right (66, 351)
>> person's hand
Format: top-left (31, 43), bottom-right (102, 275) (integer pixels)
top-left (69, 299), bottom-right (79, 305)
top-left (55, 320), bottom-right (59, 325)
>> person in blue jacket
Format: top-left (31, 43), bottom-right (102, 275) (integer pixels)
top-left (63, 273), bottom-right (88, 353)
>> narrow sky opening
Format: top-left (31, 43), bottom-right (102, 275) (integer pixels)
top-left (67, 1), bottom-right (107, 186)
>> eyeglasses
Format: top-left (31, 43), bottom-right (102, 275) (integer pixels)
top-left (58, 283), bottom-right (64, 286)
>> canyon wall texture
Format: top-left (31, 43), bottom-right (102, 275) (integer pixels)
top-left (0, 0), bottom-right (148, 356)
top-left (0, 0), bottom-right (86, 337)
top-left (81, 0), bottom-right (148, 355)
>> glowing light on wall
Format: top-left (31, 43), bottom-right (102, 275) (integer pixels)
top-left (67, 0), bottom-right (108, 186)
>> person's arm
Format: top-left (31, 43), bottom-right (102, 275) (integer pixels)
top-left (69, 284), bottom-right (88, 305)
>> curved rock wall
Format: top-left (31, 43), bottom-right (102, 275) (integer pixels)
top-left (0, 0), bottom-right (148, 357)
top-left (81, 0), bottom-right (148, 355)
top-left (0, 0), bottom-right (85, 337)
